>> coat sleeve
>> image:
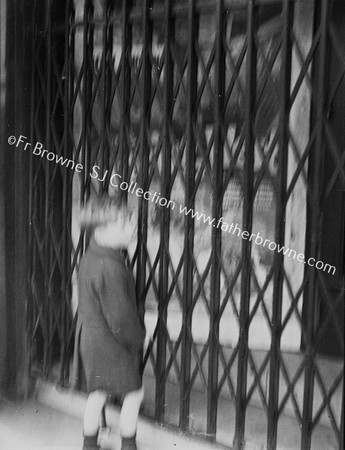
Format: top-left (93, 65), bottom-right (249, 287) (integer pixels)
top-left (94, 261), bottom-right (146, 353)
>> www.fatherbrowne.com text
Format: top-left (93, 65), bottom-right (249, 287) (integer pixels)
top-left (178, 205), bottom-right (336, 275)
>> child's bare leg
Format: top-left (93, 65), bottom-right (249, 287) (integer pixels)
top-left (120, 386), bottom-right (144, 449)
top-left (82, 390), bottom-right (107, 449)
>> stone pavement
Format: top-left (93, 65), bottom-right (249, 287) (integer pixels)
top-left (0, 398), bottom-right (82, 450)
top-left (0, 380), bottom-right (338, 450)
top-left (0, 390), bottom-right (223, 450)
top-left (0, 397), bottom-right (154, 450)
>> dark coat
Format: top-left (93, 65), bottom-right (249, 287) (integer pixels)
top-left (71, 239), bottom-right (145, 396)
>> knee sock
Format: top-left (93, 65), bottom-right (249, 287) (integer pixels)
top-left (82, 434), bottom-right (99, 450)
top-left (121, 435), bottom-right (137, 450)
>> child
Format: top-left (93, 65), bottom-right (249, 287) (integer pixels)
top-left (72, 197), bottom-right (146, 450)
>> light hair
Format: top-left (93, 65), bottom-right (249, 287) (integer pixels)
top-left (79, 196), bottom-right (134, 230)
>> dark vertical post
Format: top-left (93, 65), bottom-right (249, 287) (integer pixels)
top-left (81, 0), bottom-right (93, 202)
top-left (120, 0), bottom-right (132, 186)
top-left (137, 0), bottom-right (152, 314)
top-left (266, 1), bottom-right (292, 448)
top-left (234, 1), bottom-right (256, 448)
top-left (155, 0), bottom-right (173, 422)
top-left (100, 0), bottom-right (113, 193)
top-left (341, 393), bottom-right (344, 450)
top-left (60, 0), bottom-right (74, 385)
top-left (3, 0), bottom-right (32, 395)
top-left (207, 0), bottom-right (225, 440)
top-left (43, 0), bottom-right (53, 375)
top-left (27, 0), bottom-right (37, 384)
top-left (302, 1), bottom-right (329, 449)
top-left (180, 0), bottom-right (198, 431)
top-left (0, 0), bottom-right (7, 393)
top-left (120, 0), bottom-right (133, 190)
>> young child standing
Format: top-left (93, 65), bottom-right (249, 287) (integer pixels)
top-left (72, 197), bottom-right (146, 450)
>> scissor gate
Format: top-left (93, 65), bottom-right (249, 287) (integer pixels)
top-left (26, 0), bottom-right (344, 449)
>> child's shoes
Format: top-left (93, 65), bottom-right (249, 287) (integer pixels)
top-left (121, 435), bottom-right (137, 450)
top-left (82, 434), bottom-right (99, 450)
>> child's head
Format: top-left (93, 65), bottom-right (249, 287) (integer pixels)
top-left (80, 196), bottom-right (137, 249)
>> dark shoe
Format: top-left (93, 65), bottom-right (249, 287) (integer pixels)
top-left (82, 434), bottom-right (99, 450)
top-left (121, 435), bottom-right (137, 450)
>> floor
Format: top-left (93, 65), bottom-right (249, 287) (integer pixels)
top-left (0, 398), bottom-right (158, 450)
top-left (0, 378), bottom-right (340, 450)
top-left (0, 398), bottom-right (83, 450)
top-left (0, 392), bottom-right (221, 450)
top-left (142, 376), bottom-right (340, 450)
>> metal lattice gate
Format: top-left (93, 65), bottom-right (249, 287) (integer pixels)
top-left (27, 0), bottom-right (344, 449)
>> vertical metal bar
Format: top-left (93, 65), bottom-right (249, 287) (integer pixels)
top-left (106, 0), bottom-right (114, 174)
top-left (341, 392), bottom-right (344, 450)
top-left (180, 0), bottom-right (198, 431)
top-left (155, 0), bottom-right (173, 422)
top-left (81, 0), bottom-right (93, 202)
top-left (30, 0), bottom-right (45, 376)
top-left (3, 0), bottom-right (18, 386)
top-left (100, 0), bottom-right (109, 194)
top-left (60, 0), bottom-right (69, 384)
top-left (80, 0), bottom-right (94, 254)
top-left (5, 0), bottom-right (31, 393)
top-left (99, 0), bottom-right (114, 195)
top-left (67, 0), bottom-right (76, 382)
top-left (27, 0), bottom-right (38, 380)
top-left (302, 1), bottom-right (329, 449)
top-left (120, 0), bottom-right (132, 187)
top-left (70, 6), bottom-right (75, 154)
top-left (234, 1), bottom-right (256, 448)
top-left (44, 0), bottom-right (53, 375)
top-left (60, 0), bottom-right (74, 385)
top-left (137, 0), bottom-right (152, 313)
top-left (207, 0), bottom-right (225, 440)
top-left (266, 1), bottom-right (292, 448)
